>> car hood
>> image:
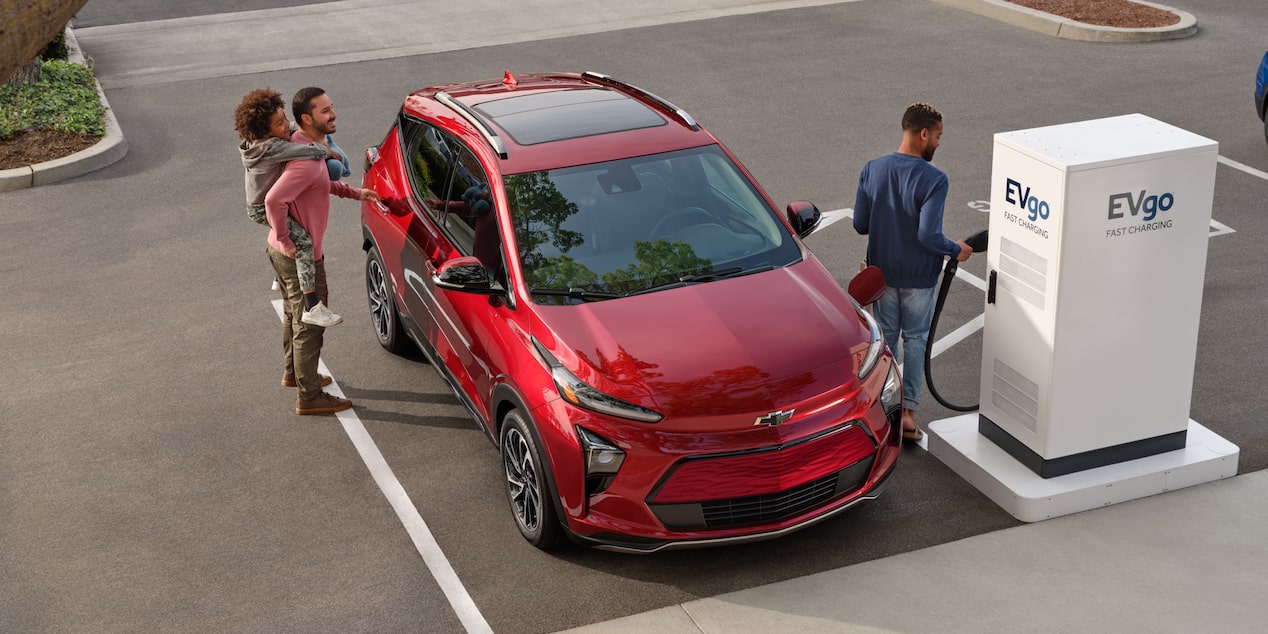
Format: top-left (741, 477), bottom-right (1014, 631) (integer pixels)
top-left (532, 259), bottom-right (873, 418)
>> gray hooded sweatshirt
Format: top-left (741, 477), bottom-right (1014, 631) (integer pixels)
top-left (240, 137), bottom-right (327, 206)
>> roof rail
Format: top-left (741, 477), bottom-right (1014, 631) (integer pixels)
top-left (434, 91), bottom-right (508, 159)
top-left (581, 71), bottom-right (700, 131)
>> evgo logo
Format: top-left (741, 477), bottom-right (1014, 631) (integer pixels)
top-left (1108, 190), bottom-right (1174, 222)
top-left (1005, 178), bottom-right (1050, 221)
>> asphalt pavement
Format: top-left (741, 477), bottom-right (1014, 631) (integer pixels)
top-left (6, 0), bottom-right (1267, 632)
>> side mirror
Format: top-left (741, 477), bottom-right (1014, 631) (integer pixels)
top-left (848, 265), bottom-right (886, 306)
top-left (435, 256), bottom-right (505, 296)
top-left (786, 201), bottom-right (821, 238)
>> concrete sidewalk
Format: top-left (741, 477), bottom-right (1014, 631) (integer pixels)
top-left (562, 469), bottom-right (1264, 633)
top-left (74, 0), bottom-right (860, 89)
top-left (75, 0), bottom-right (1195, 91)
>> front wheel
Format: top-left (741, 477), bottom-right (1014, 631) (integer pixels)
top-left (501, 410), bottom-right (564, 549)
top-left (365, 246), bottom-right (408, 355)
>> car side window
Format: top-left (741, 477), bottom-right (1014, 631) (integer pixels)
top-left (401, 117), bottom-right (455, 219)
top-left (436, 138), bottom-right (506, 283)
top-left (436, 142), bottom-right (482, 251)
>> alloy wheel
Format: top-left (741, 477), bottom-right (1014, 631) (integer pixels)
top-left (503, 427), bottom-right (542, 532)
top-left (366, 257), bottom-right (392, 343)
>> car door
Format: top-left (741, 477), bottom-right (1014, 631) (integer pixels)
top-left (427, 136), bottom-right (517, 425)
top-left (391, 117), bottom-right (482, 399)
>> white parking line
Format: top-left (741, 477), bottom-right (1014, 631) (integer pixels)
top-left (815, 206), bottom-right (854, 232)
top-left (271, 300), bottom-right (492, 634)
top-left (930, 312), bottom-right (985, 359)
top-left (1219, 154), bottom-right (1268, 182)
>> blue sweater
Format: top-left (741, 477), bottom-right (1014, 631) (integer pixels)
top-left (853, 152), bottom-right (961, 289)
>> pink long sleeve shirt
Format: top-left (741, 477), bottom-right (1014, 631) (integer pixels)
top-left (264, 130), bottom-right (360, 260)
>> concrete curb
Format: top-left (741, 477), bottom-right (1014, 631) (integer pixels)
top-left (933, 0), bottom-right (1197, 42)
top-left (0, 25), bottom-right (127, 193)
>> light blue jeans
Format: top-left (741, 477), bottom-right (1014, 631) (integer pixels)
top-left (325, 134), bottom-right (351, 181)
top-left (874, 286), bottom-right (937, 411)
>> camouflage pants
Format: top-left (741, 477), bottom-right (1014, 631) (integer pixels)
top-left (248, 204), bottom-right (316, 291)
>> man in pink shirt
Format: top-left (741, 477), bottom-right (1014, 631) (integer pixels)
top-left (265, 86), bottom-right (379, 415)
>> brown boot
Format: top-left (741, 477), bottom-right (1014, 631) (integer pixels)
top-left (296, 392), bottom-right (352, 415)
top-left (282, 372), bottom-right (332, 388)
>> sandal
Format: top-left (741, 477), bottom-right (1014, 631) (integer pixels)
top-left (902, 426), bottom-right (925, 441)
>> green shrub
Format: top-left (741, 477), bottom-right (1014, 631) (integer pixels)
top-left (0, 59), bottom-right (105, 140)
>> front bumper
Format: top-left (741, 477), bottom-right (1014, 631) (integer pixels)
top-left (535, 354), bottom-right (904, 553)
top-left (556, 406), bottom-right (902, 553)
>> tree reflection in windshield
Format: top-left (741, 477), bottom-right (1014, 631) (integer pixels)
top-left (601, 239), bottom-right (711, 295)
top-left (507, 172), bottom-right (714, 304)
top-left (505, 171), bottom-right (584, 272)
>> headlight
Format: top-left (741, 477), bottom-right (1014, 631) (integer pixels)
top-left (855, 302), bottom-right (884, 380)
top-left (533, 338), bottom-right (664, 423)
top-left (880, 362), bottom-right (902, 412)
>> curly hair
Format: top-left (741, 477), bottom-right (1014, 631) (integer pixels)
top-left (902, 102), bottom-right (942, 133)
top-left (234, 88), bottom-right (286, 141)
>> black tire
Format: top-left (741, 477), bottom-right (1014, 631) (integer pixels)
top-left (1263, 109), bottom-right (1268, 147)
top-left (365, 246), bottom-right (408, 355)
top-left (500, 410), bottom-right (564, 549)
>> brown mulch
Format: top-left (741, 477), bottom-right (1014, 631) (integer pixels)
top-left (0, 129), bottom-right (100, 170)
top-left (1007, 0), bottom-right (1181, 28)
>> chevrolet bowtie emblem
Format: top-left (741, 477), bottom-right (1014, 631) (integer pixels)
top-left (754, 409), bottom-right (795, 426)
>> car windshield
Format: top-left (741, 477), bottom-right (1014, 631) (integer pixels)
top-left (506, 145), bottom-right (801, 304)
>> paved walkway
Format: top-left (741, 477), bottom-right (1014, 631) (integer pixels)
top-left (562, 468), bottom-right (1264, 633)
top-left (76, 0), bottom-right (860, 89)
top-left (76, 0), bottom-right (1193, 90)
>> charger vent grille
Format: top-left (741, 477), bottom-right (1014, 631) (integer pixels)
top-left (992, 358), bottom-right (1039, 432)
top-left (999, 237), bottom-right (1049, 310)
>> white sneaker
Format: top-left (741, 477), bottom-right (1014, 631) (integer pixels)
top-left (271, 278), bottom-right (281, 291)
top-left (301, 301), bottom-right (344, 327)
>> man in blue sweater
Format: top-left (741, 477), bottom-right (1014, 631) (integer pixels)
top-left (853, 102), bottom-right (971, 441)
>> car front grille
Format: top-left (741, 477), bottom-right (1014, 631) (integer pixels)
top-left (650, 458), bottom-right (874, 530)
top-left (700, 472), bottom-right (839, 527)
top-left (647, 423), bottom-right (878, 530)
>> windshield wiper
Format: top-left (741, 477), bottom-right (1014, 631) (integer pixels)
top-left (530, 287), bottom-right (623, 301)
top-left (630, 264), bottom-right (776, 296)
top-left (677, 266), bottom-right (745, 283)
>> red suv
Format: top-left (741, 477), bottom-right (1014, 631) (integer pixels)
top-left (360, 71), bottom-right (903, 552)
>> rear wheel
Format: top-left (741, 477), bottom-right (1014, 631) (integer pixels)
top-left (365, 246), bottom-right (408, 355)
top-left (1263, 109), bottom-right (1267, 147)
top-left (501, 410), bottom-right (564, 549)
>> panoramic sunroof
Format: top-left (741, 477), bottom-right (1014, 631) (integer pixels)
top-left (473, 89), bottom-right (666, 145)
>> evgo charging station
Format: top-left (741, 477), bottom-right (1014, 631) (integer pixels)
top-left (927, 114), bottom-right (1239, 522)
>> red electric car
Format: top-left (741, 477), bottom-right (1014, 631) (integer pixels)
top-left (360, 71), bottom-right (903, 552)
